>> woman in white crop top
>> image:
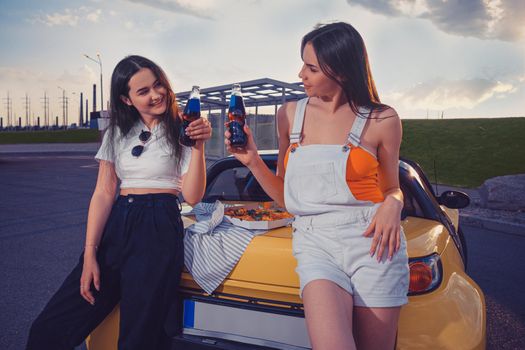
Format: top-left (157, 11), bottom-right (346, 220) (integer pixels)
top-left (225, 23), bottom-right (409, 350)
top-left (27, 55), bottom-right (211, 350)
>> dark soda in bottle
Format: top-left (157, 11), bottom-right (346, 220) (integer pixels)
top-left (228, 83), bottom-right (247, 148)
top-left (180, 85), bottom-right (201, 147)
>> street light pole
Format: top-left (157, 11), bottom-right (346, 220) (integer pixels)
top-left (84, 53), bottom-right (103, 111)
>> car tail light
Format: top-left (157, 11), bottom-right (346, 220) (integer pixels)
top-left (408, 254), bottom-right (442, 295)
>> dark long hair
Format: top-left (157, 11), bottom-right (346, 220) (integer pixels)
top-left (106, 55), bottom-right (183, 166)
top-left (301, 22), bottom-right (388, 116)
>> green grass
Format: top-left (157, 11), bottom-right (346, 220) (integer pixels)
top-left (2, 118), bottom-right (524, 188)
top-left (401, 118), bottom-right (525, 188)
top-left (0, 129), bottom-right (100, 144)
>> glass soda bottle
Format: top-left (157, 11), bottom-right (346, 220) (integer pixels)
top-left (180, 85), bottom-right (201, 147)
top-left (228, 83), bottom-right (247, 148)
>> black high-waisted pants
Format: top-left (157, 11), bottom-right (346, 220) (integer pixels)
top-left (26, 193), bottom-right (185, 350)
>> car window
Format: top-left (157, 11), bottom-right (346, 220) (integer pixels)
top-left (399, 165), bottom-right (443, 221)
top-left (204, 165), bottom-right (275, 202)
top-left (400, 181), bottom-right (423, 219)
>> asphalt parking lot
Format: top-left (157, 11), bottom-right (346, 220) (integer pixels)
top-left (1, 153), bottom-right (95, 350)
top-left (1, 152), bottom-right (524, 350)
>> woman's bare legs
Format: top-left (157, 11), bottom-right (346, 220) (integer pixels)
top-left (303, 279), bottom-right (401, 350)
top-left (302, 280), bottom-right (356, 350)
top-left (353, 306), bottom-right (401, 350)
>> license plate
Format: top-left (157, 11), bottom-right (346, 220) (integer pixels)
top-left (183, 299), bottom-right (311, 349)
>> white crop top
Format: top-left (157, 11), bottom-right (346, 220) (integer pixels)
top-left (94, 120), bottom-right (191, 191)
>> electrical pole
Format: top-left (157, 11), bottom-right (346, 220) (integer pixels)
top-left (58, 86), bottom-right (68, 128)
top-left (41, 92), bottom-right (49, 127)
top-left (3, 92), bottom-right (12, 127)
top-left (66, 93), bottom-right (69, 127)
top-left (21, 94), bottom-right (30, 128)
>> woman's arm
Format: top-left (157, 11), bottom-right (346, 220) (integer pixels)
top-left (84, 160), bottom-right (118, 254)
top-left (363, 108), bottom-right (404, 261)
top-left (81, 160), bottom-right (118, 304)
top-left (225, 103), bottom-right (292, 208)
top-left (181, 143), bottom-right (206, 206)
top-left (181, 118), bottom-right (212, 206)
top-left (377, 110), bottom-right (403, 206)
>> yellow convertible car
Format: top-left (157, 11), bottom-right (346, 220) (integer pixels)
top-left (86, 153), bottom-right (486, 349)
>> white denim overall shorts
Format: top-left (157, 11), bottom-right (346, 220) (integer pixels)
top-left (284, 98), bottom-right (409, 307)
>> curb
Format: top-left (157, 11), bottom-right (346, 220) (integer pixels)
top-left (460, 212), bottom-right (525, 236)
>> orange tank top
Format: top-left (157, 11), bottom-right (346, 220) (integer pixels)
top-left (284, 144), bottom-right (384, 203)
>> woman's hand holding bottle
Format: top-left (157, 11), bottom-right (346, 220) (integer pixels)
top-left (185, 117), bottom-right (212, 148)
top-left (225, 124), bottom-right (260, 168)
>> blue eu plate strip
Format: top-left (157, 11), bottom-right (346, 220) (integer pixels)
top-left (183, 299), bottom-right (195, 328)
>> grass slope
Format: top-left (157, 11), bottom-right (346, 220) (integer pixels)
top-left (0, 129), bottom-right (100, 144)
top-left (401, 118), bottom-right (525, 188)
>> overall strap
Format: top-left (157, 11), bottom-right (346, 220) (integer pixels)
top-left (289, 98), bottom-right (309, 144)
top-left (347, 106), bottom-right (371, 147)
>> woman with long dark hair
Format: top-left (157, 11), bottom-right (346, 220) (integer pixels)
top-left (225, 23), bottom-right (409, 349)
top-left (27, 55), bottom-right (212, 349)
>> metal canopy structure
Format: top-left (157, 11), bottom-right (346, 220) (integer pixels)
top-left (176, 78), bottom-right (306, 111)
top-left (176, 78), bottom-right (306, 159)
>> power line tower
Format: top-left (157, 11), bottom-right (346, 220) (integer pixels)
top-left (22, 93), bottom-right (30, 127)
top-left (3, 92), bottom-right (13, 127)
top-left (41, 92), bottom-right (50, 127)
top-left (66, 94), bottom-right (69, 127)
top-left (58, 87), bottom-right (69, 128)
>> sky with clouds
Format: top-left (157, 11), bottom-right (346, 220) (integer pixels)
top-left (0, 0), bottom-right (524, 126)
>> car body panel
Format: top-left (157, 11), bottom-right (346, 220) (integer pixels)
top-left (182, 215), bottom-right (451, 295)
top-left (86, 216), bottom-right (484, 350)
top-left (85, 307), bottom-right (119, 350)
top-left (397, 238), bottom-right (485, 349)
top-left (402, 217), bottom-right (450, 258)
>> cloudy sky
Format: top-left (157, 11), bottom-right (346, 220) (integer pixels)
top-left (1, 0), bottom-right (524, 125)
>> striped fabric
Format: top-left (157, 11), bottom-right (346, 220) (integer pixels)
top-left (183, 201), bottom-right (267, 294)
